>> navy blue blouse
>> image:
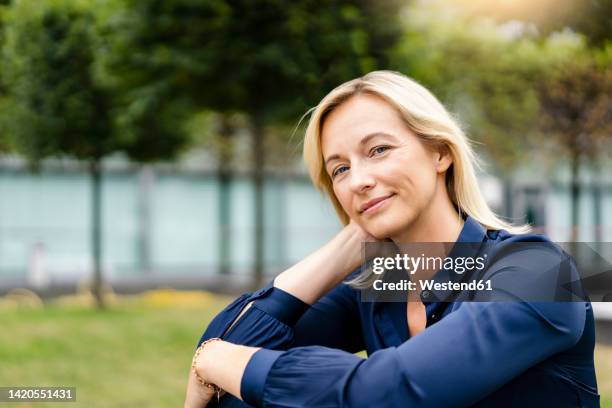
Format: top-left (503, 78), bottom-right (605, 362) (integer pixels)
top-left (197, 216), bottom-right (599, 407)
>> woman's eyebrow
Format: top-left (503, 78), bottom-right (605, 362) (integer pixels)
top-left (324, 132), bottom-right (397, 167)
top-left (359, 131), bottom-right (397, 146)
top-left (324, 154), bottom-right (341, 167)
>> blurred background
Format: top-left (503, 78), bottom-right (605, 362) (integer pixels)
top-left (0, 0), bottom-right (610, 406)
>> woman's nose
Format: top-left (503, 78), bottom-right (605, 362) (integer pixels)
top-left (349, 163), bottom-right (376, 193)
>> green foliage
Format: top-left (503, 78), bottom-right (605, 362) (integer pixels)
top-left (1, 0), bottom-right (192, 164)
top-left (2, 0), bottom-right (113, 161)
top-left (103, 0), bottom-right (403, 124)
top-left (0, 133), bottom-right (10, 153)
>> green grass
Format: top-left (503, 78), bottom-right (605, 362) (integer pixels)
top-left (0, 294), bottom-right (230, 407)
top-left (596, 344), bottom-right (612, 408)
top-left (0, 294), bottom-right (611, 407)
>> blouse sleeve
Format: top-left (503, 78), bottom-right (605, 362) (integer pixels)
top-left (196, 270), bottom-right (365, 353)
top-left (240, 300), bottom-right (587, 407)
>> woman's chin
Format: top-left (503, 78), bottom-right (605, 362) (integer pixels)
top-left (363, 223), bottom-right (397, 241)
top-left (363, 213), bottom-right (414, 242)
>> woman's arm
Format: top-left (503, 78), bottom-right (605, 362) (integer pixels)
top-left (196, 301), bottom-right (586, 408)
top-left (184, 363), bottom-right (221, 408)
top-left (186, 222), bottom-right (374, 407)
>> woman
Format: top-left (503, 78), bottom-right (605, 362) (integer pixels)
top-left (184, 71), bottom-right (599, 407)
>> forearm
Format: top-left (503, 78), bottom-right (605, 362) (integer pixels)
top-left (274, 224), bottom-right (364, 305)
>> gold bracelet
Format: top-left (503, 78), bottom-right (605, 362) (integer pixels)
top-left (192, 337), bottom-right (223, 402)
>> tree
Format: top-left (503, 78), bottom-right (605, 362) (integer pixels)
top-left (1, 0), bottom-right (192, 307)
top-left (0, 1), bottom-right (13, 153)
top-left (536, 43), bottom-right (612, 241)
top-left (106, 0), bottom-right (404, 287)
top-left (187, 110), bottom-right (249, 276)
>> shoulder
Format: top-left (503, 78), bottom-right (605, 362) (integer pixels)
top-left (484, 230), bottom-right (571, 274)
top-left (479, 230), bottom-right (586, 303)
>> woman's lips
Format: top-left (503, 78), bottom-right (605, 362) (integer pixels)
top-left (361, 194), bottom-right (395, 215)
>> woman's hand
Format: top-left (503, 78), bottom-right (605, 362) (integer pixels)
top-left (344, 218), bottom-right (380, 243)
top-left (343, 218), bottom-right (396, 266)
top-left (335, 218), bottom-right (382, 265)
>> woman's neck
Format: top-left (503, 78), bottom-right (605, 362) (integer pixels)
top-left (390, 188), bottom-right (464, 244)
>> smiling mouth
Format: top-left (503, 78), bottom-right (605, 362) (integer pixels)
top-left (360, 194), bottom-right (395, 215)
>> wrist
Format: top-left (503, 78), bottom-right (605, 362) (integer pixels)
top-left (193, 338), bottom-right (225, 386)
top-left (333, 225), bottom-right (366, 272)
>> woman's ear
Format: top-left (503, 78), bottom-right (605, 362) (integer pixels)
top-left (434, 145), bottom-right (453, 173)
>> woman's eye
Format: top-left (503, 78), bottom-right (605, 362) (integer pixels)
top-left (371, 145), bottom-right (390, 156)
top-left (332, 166), bottom-right (348, 178)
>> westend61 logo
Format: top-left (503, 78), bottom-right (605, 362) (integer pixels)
top-left (372, 253), bottom-right (487, 275)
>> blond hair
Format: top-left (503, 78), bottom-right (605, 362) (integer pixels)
top-left (303, 70), bottom-right (529, 234)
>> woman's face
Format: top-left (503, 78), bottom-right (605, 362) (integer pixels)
top-left (321, 94), bottom-right (451, 240)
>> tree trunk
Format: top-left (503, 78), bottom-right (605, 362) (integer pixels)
top-left (138, 165), bottom-right (153, 273)
top-left (592, 162), bottom-right (603, 259)
top-left (90, 159), bottom-right (105, 309)
top-left (218, 117), bottom-right (234, 276)
top-left (593, 174), bottom-right (602, 244)
top-left (501, 177), bottom-right (514, 221)
top-left (252, 114), bottom-right (265, 289)
top-left (569, 152), bottom-right (580, 243)
top-left (219, 171), bottom-right (231, 275)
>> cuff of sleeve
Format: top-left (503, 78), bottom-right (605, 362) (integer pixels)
top-left (240, 348), bottom-right (284, 407)
top-left (252, 286), bottom-right (310, 326)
